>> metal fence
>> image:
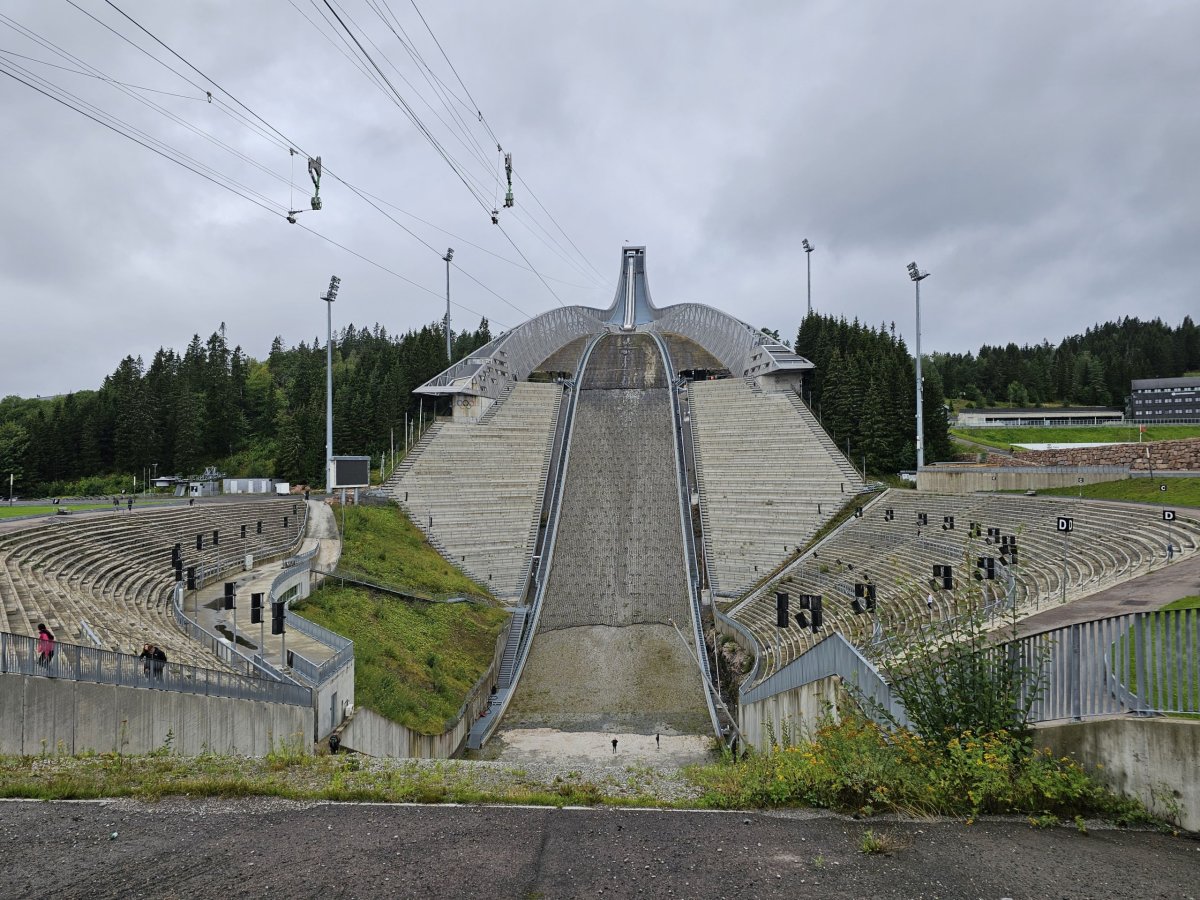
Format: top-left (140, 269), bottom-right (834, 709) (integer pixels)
top-left (0, 630), bottom-right (312, 706)
top-left (744, 609), bottom-right (1199, 729)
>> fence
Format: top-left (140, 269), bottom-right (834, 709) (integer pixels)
top-left (743, 609), bottom-right (1200, 734)
top-left (275, 554), bottom-right (356, 686)
top-left (0, 630), bottom-right (312, 707)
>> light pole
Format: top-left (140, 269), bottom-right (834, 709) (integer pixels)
top-left (322, 275), bottom-right (341, 491)
top-left (801, 239), bottom-right (814, 317)
top-left (907, 262), bottom-right (930, 470)
top-left (443, 248), bottom-right (454, 363)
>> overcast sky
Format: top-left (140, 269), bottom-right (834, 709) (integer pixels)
top-left (2, 1), bottom-right (1197, 398)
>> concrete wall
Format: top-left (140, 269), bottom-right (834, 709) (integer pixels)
top-left (739, 675), bottom-right (841, 750)
top-left (1035, 717), bottom-right (1200, 832)
top-left (0, 674), bottom-right (311, 757)
top-left (339, 626), bottom-right (506, 758)
top-left (313, 661), bottom-right (355, 742)
top-left (917, 468), bottom-right (1128, 494)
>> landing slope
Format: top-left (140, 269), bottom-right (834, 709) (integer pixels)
top-left (503, 333), bottom-right (709, 735)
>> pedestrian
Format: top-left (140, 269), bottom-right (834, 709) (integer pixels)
top-left (611, 737), bottom-right (618, 754)
top-left (127, 497), bottom-right (133, 512)
top-left (926, 593), bottom-right (934, 612)
top-left (139, 643), bottom-right (154, 678)
top-left (189, 497), bottom-right (195, 508)
top-left (152, 646), bottom-right (167, 680)
top-left (36, 624), bottom-right (55, 667)
top-left (655, 733), bottom-right (660, 750)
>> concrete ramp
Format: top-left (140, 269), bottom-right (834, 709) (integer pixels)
top-left (499, 334), bottom-right (710, 738)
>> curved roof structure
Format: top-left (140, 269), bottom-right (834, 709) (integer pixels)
top-left (415, 246), bottom-right (813, 399)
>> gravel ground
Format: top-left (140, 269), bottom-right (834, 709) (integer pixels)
top-left (1, 797), bottom-right (1195, 899)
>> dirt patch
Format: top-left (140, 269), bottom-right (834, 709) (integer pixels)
top-left (505, 624), bottom-right (711, 734)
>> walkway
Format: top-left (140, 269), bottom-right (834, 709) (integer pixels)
top-left (189, 500), bottom-right (341, 673)
top-left (1013, 551), bottom-right (1200, 639)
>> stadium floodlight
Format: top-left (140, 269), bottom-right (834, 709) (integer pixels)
top-left (443, 249), bottom-right (455, 363)
top-left (322, 275), bottom-right (341, 490)
top-left (907, 261), bottom-right (930, 469)
top-left (801, 239), bottom-right (814, 317)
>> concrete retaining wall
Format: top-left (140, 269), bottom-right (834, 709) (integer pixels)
top-left (917, 468), bottom-right (1128, 494)
top-left (339, 626), bottom-right (506, 758)
top-left (740, 675), bottom-right (841, 749)
top-left (313, 662), bottom-right (355, 741)
top-left (1035, 717), bottom-right (1200, 832)
top-left (0, 673), bottom-right (311, 756)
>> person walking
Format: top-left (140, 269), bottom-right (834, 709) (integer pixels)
top-left (139, 643), bottom-right (154, 678)
top-left (36, 624), bottom-right (55, 668)
top-left (611, 737), bottom-right (618, 755)
top-left (152, 645), bottom-right (167, 681)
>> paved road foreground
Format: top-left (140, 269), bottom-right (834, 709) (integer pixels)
top-left (1, 798), bottom-right (1195, 898)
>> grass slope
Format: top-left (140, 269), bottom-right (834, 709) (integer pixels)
top-left (951, 425), bottom-right (1200, 450)
top-left (334, 503), bottom-right (494, 600)
top-left (295, 502), bottom-right (508, 734)
top-left (1035, 477), bottom-right (1200, 508)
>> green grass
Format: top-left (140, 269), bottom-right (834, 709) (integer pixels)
top-left (950, 424), bottom-right (1200, 450)
top-left (1162, 596), bottom-right (1200, 612)
top-left (0, 500), bottom-right (178, 519)
top-left (0, 753), bottom-right (670, 808)
top-left (294, 501), bottom-right (507, 734)
top-left (1035, 477), bottom-right (1200, 508)
top-left (332, 503), bottom-right (494, 600)
top-left (296, 584), bottom-right (508, 733)
top-left (1114, 597), bottom-right (1199, 715)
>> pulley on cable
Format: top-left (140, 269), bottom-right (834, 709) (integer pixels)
top-left (285, 150), bottom-right (324, 224)
top-left (504, 152), bottom-right (514, 208)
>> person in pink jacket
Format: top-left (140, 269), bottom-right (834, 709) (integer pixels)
top-left (36, 623), bottom-right (55, 667)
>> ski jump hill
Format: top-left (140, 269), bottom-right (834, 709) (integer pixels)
top-left (385, 247), bottom-right (863, 748)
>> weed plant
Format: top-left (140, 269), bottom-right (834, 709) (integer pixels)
top-left (688, 712), bottom-right (1148, 823)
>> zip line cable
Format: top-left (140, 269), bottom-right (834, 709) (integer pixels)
top-left (34, 2), bottom-right (578, 326)
top-left (0, 47), bottom-right (204, 100)
top-left (0, 63), bottom-right (282, 218)
top-left (99, 0), bottom-right (596, 303)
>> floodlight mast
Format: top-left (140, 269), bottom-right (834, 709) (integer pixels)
top-left (907, 262), bottom-right (930, 470)
top-left (322, 275), bottom-right (341, 490)
top-left (801, 239), bottom-right (814, 317)
top-left (443, 248), bottom-right (454, 363)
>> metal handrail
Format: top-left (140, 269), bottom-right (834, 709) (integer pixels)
top-left (0, 629), bottom-right (312, 706)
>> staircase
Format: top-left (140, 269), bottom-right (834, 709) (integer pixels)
top-left (466, 606), bottom-right (527, 750)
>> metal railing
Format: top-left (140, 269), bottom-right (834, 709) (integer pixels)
top-left (741, 609), bottom-right (1200, 732)
top-left (0, 630), bottom-right (312, 706)
top-left (276, 553), bottom-right (355, 686)
top-left (169, 586), bottom-right (292, 682)
top-left (654, 331), bottom-right (722, 739)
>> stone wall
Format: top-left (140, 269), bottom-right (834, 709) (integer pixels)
top-left (988, 438), bottom-right (1200, 470)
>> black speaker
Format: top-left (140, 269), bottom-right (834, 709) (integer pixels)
top-left (283, 516), bottom-right (289, 529)
top-left (171, 543), bottom-right (181, 564)
top-left (212, 529), bottom-right (219, 547)
top-left (969, 522), bottom-right (981, 538)
top-left (287, 649), bottom-right (295, 668)
top-left (866, 584), bottom-right (877, 611)
top-left (173, 559), bottom-right (183, 580)
top-left (854, 506), bottom-right (863, 518)
top-left (223, 582), bottom-right (236, 610)
top-left (257, 520), bottom-right (263, 534)
top-left (775, 591), bottom-right (789, 628)
top-left (794, 610), bottom-right (809, 628)
top-left (943, 515), bottom-right (955, 530)
top-left (917, 513), bottom-right (928, 526)
top-left (810, 595), bottom-right (823, 630)
top-left (293, 503), bottom-right (298, 515)
top-left (250, 592), bottom-right (263, 624)
top-left (196, 533), bottom-right (203, 551)
top-left (271, 600), bottom-right (285, 635)
top-left (186, 566), bottom-right (196, 590)
top-left (884, 508), bottom-right (894, 521)
top-left (240, 524), bottom-right (247, 539)
top-left (851, 598), bottom-right (865, 614)
top-left (854, 583), bottom-right (865, 598)
top-left (798, 594), bottom-right (811, 611)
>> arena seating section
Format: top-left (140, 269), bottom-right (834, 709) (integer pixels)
top-left (0, 497), bottom-right (305, 668)
top-left (688, 377), bottom-right (864, 597)
top-left (384, 381), bottom-right (563, 601)
top-left (730, 489), bottom-right (1200, 670)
